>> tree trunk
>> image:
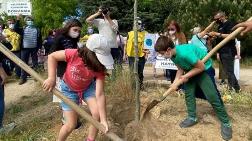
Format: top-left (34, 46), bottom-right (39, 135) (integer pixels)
top-left (133, 0), bottom-right (140, 122)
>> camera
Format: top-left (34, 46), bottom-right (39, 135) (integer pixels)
top-left (99, 6), bottom-right (109, 15)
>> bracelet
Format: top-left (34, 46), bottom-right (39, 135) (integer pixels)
top-left (219, 33), bottom-right (222, 37)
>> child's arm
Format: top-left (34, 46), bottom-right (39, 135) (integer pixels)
top-left (95, 78), bottom-right (108, 133)
top-left (42, 50), bottom-right (66, 92)
top-left (180, 60), bottom-right (205, 82)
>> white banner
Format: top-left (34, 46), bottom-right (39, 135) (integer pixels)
top-left (155, 57), bottom-right (178, 70)
top-left (7, 2), bottom-right (32, 16)
top-left (234, 58), bottom-right (240, 80)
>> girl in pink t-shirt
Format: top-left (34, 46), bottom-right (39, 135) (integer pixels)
top-left (42, 34), bottom-right (114, 141)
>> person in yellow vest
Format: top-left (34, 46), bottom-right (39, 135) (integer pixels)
top-left (79, 26), bottom-right (94, 43)
top-left (2, 18), bottom-right (21, 78)
top-left (124, 20), bottom-right (148, 89)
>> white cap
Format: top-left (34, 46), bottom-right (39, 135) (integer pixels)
top-left (86, 34), bottom-right (114, 69)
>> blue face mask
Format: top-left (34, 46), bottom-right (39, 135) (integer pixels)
top-left (26, 21), bottom-right (33, 26)
top-left (87, 28), bottom-right (94, 34)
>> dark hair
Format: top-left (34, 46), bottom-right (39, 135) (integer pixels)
top-left (78, 46), bottom-right (106, 73)
top-left (99, 5), bottom-right (110, 15)
top-left (48, 30), bottom-right (54, 36)
top-left (61, 19), bottom-right (82, 36)
top-left (154, 36), bottom-right (175, 52)
top-left (7, 18), bottom-right (15, 23)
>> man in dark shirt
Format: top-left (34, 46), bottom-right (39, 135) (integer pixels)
top-left (209, 11), bottom-right (240, 93)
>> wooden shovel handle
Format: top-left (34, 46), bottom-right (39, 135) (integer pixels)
top-left (0, 43), bottom-right (123, 141)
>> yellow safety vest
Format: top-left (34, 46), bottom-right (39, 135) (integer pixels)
top-left (126, 31), bottom-right (146, 57)
top-left (3, 29), bottom-right (21, 51)
top-left (79, 35), bottom-right (90, 43)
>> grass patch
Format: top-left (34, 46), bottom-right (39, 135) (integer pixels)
top-left (220, 86), bottom-right (252, 114)
top-left (249, 130), bottom-right (252, 141)
top-left (7, 105), bottom-right (24, 114)
top-left (105, 66), bottom-right (135, 101)
top-left (0, 115), bottom-right (57, 141)
top-left (240, 57), bottom-right (252, 68)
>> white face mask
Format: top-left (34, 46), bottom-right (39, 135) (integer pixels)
top-left (169, 30), bottom-right (176, 35)
top-left (9, 24), bottom-right (15, 29)
top-left (69, 31), bottom-right (80, 38)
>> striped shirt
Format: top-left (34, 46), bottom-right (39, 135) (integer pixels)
top-left (23, 27), bottom-right (38, 48)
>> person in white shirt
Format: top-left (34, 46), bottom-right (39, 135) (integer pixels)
top-left (86, 5), bottom-right (118, 49)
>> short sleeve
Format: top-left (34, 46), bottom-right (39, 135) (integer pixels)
top-left (111, 20), bottom-right (118, 32)
top-left (183, 51), bottom-right (198, 66)
top-left (65, 49), bottom-right (78, 63)
top-left (224, 22), bottom-right (235, 34)
top-left (93, 19), bottom-right (102, 27)
top-left (95, 72), bottom-right (105, 80)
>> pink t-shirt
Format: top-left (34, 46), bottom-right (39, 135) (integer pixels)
top-left (63, 49), bottom-right (105, 92)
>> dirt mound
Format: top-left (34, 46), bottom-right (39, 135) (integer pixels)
top-left (123, 93), bottom-right (252, 141)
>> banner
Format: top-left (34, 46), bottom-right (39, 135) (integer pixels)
top-left (7, 2), bottom-right (32, 16)
top-left (144, 33), bottom-right (159, 50)
top-left (155, 56), bottom-right (178, 70)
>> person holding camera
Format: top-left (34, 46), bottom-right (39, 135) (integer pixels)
top-left (86, 5), bottom-right (118, 50)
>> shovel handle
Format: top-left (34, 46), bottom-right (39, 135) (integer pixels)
top-left (0, 43), bottom-right (123, 141)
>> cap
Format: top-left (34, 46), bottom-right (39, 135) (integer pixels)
top-left (86, 34), bottom-right (114, 69)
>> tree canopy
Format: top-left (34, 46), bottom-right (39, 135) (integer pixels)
top-left (29, 0), bottom-right (252, 55)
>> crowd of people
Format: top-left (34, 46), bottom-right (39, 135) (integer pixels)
top-left (0, 4), bottom-right (252, 141)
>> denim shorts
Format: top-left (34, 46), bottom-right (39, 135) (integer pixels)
top-left (60, 80), bottom-right (96, 111)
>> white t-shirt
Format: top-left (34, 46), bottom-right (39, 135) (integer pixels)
top-left (116, 34), bottom-right (126, 48)
top-left (93, 18), bottom-right (118, 48)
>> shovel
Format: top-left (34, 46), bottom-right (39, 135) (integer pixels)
top-left (141, 17), bottom-right (252, 120)
top-left (0, 43), bottom-right (123, 141)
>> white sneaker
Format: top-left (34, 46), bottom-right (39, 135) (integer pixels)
top-left (0, 122), bottom-right (16, 134)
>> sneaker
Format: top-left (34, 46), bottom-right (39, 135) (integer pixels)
top-left (179, 118), bottom-right (198, 128)
top-left (0, 122), bottom-right (16, 134)
top-left (18, 79), bottom-right (27, 85)
top-left (221, 124), bottom-right (232, 140)
top-left (235, 89), bottom-right (241, 93)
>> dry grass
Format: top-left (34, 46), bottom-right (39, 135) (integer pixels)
top-left (105, 66), bottom-right (135, 102)
top-left (219, 85), bottom-right (252, 110)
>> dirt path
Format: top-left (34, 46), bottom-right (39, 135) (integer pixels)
top-left (4, 78), bottom-right (39, 106)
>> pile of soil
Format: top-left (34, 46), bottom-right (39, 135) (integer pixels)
top-left (124, 91), bottom-right (252, 141)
